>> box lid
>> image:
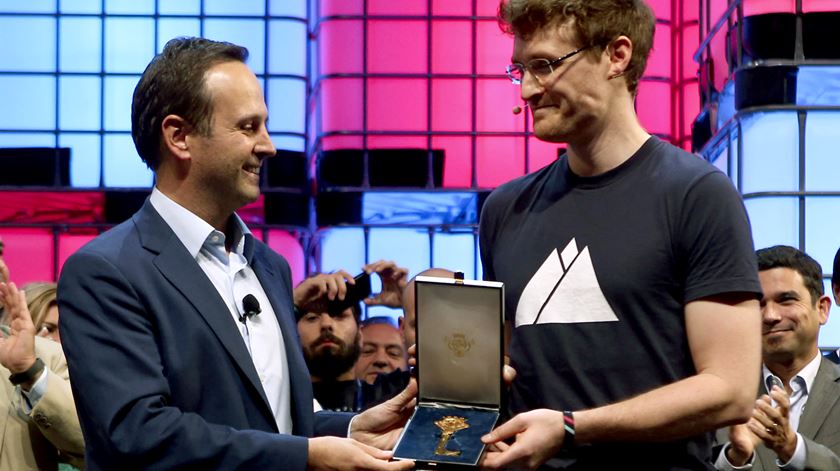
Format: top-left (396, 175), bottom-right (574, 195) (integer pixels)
top-left (415, 276), bottom-right (504, 409)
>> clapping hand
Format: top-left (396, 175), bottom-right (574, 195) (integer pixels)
top-left (0, 282), bottom-right (38, 376)
top-left (747, 386), bottom-right (797, 463)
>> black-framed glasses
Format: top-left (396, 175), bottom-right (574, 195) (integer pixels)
top-left (505, 46), bottom-right (590, 85)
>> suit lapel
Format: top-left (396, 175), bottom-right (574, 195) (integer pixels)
top-left (798, 358), bottom-right (840, 439)
top-left (133, 202), bottom-right (274, 421)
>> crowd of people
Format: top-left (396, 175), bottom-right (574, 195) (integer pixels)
top-left (1, 0), bottom-right (840, 469)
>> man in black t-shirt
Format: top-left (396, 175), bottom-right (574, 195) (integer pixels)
top-left (479, 1), bottom-right (762, 470)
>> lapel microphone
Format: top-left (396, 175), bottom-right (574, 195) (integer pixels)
top-left (239, 294), bottom-right (262, 324)
top-left (512, 103), bottom-right (529, 114)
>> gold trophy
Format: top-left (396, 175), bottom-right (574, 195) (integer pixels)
top-left (434, 416), bottom-right (470, 456)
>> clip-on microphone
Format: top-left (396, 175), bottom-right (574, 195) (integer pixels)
top-left (239, 294), bottom-right (262, 324)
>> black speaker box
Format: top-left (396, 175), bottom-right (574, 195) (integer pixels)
top-left (735, 65), bottom-right (798, 110)
top-left (105, 190), bottom-right (150, 224)
top-left (264, 191), bottom-right (310, 226)
top-left (264, 150), bottom-right (308, 189)
top-left (0, 147), bottom-right (70, 186)
top-left (317, 148), bottom-right (444, 189)
top-left (316, 191), bottom-right (363, 226)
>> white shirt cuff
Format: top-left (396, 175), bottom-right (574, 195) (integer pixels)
top-left (777, 433), bottom-right (805, 470)
top-left (18, 366), bottom-right (50, 413)
top-left (715, 443), bottom-right (755, 470)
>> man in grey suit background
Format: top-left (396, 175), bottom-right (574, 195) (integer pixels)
top-left (715, 245), bottom-right (840, 470)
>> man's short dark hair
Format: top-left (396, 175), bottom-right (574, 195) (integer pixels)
top-left (497, 0), bottom-right (655, 95)
top-left (131, 37), bottom-right (248, 170)
top-left (756, 245), bottom-right (824, 304)
top-left (833, 246), bottom-right (839, 288)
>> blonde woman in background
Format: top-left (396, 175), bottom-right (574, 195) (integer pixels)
top-left (22, 282), bottom-right (61, 344)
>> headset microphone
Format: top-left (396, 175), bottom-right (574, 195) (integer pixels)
top-left (512, 104), bottom-right (529, 115)
top-left (240, 294), bottom-right (262, 324)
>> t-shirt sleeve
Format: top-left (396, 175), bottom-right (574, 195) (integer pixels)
top-left (678, 170), bottom-right (762, 302)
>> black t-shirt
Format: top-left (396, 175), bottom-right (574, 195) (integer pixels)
top-left (479, 137), bottom-right (761, 470)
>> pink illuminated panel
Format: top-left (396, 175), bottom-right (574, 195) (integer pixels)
top-left (743, 0), bottom-right (795, 16)
top-left (803, 0), bottom-right (840, 12)
top-left (432, 21), bottom-right (472, 74)
top-left (367, 20), bottom-right (427, 74)
top-left (476, 136), bottom-right (525, 188)
top-left (647, 24), bottom-right (672, 79)
top-left (432, 0), bottom-right (471, 16)
top-left (368, 0), bottom-right (427, 15)
top-left (637, 80), bottom-right (672, 137)
top-left (432, 136), bottom-right (472, 187)
top-left (528, 138), bottom-right (563, 173)
top-left (0, 228), bottom-right (55, 284)
top-left (475, 79), bottom-right (524, 133)
top-left (432, 79), bottom-right (472, 131)
top-left (648, 0), bottom-right (672, 20)
top-left (319, 0), bottom-right (362, 16)
top-left (266, 230), bottom-right (305, 287)
top-left (57, 232), bottom-right (97, 276)
top-left (367, 78), bottom-right (427, 131)
top-left (476, 0), bottom-right (500, 17)
top-left (682, 82), bottom-right (700, 139)
top-left (320, 78), bottom-right (363, 133)
top-left (476, 20), bottom-right (512, 75)
top-left (366, 135), bottom-right (427, 149)
top-left (320, 20), bottom-right (363, 75)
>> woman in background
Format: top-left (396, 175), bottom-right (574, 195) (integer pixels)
top-left (22, 282), bottom-right (61, 344)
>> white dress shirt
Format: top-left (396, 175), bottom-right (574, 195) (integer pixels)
top-left (150, 188), bottom-right (292, 434)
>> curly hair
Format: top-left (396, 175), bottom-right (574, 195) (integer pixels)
top-left (131, 37), bottom-right (248, 170)
top-left (498, 0), bottom-right (655, 94)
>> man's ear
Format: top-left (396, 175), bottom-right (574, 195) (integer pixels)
top-left (161, 114), bottom-right (191, 161)
top-left (818, 294), bottom-right (831, 326)
top-left (607, 35), bottom-right (633, 80)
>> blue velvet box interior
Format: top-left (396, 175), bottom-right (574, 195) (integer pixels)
top-left (392, 276), bottom-right (504, 467)
top-left (393, 406), bottom-right (499, 466)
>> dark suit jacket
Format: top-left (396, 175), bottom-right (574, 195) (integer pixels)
top-left (824, 350), bottom-right (840, 365)
top-left (716, 358), bottom-right (840, 470)
top-left (57, 201), bottom-right (351, 470)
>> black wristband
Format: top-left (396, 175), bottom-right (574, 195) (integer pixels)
top-left (9, 357), bottom-right (45, 386)
top-left (561, 410), bottom-right (575, 450)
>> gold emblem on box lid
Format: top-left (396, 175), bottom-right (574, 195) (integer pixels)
top-left (445, 333), bottom-right (474, 358)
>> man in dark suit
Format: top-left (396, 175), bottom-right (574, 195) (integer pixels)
top-left (57, 37), bottom-right (415, 471)
top-left (825, 247), bottom-right (840, 365)
top-left (715, 246), bottom-right (840, 470)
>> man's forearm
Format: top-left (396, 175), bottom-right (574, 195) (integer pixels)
top-left (574, 372), bottom-right (754, 444)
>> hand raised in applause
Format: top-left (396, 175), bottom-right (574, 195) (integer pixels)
top-left (0, 282), bottom-right (38, 377)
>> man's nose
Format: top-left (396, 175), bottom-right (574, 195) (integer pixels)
top-left (319, 314), bottom-right (335, 330)
top-left (255, 125), bottom-right (276, 159)
top-left (520, 70), bottom-right (545, 103)
top-left (762, 304), bottom-right (781, 324)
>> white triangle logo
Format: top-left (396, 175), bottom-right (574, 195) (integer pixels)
top-left (515, 238), bottom-right (618, 326)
